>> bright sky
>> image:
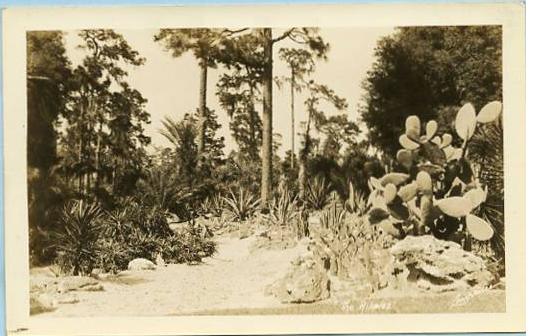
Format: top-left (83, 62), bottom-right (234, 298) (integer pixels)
top-left (63, 27), bottom-right (395, 156)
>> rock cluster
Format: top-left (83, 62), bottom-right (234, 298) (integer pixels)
top-left (381, 235), bottom-right (494, 293)
top-left (266, 254), bottom-right (330, 303)
top-left (30, 271), bottom-right (105, 315)
top-left (128, 258), bottom-right (157, 271)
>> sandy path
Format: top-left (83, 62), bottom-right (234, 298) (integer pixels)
top-left (38, 235), bottom-right (307, 317)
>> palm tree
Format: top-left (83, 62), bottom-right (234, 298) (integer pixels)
top-left (160, 115), bottom-right (198, 188)
top-left (155, 28), bottom-right (248, 154)
top-left (155, 29), bottom-right (220, 153)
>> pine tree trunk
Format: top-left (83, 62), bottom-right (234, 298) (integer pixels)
top-left (78, 137), bottom-right (83, 194)
top-left (197, 58), bottom-right (208, 154)
top-left (248, 81), bottom-right (257, 160)
top-left (290, 71), bottom-right (295, 170)
top-left (261, 28), bottom-right (273, 208)
top-left (298, 161), bottom-right (307, 200)
top-left (95, 122), bottom-right (102, 189)
top-left (299, 108), bottom-right (313, 200)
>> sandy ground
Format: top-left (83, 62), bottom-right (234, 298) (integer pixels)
top-left (36, 234), bottom-right (308, 317)
top-left (32, 232), bottom-right (505, 317)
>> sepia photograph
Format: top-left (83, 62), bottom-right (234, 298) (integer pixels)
top-left (2, 3), bottom-right (525, 335)
top-left (25, 24), bottom-right (508, 316)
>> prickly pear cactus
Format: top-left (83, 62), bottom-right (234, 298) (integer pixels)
top-left (366, 101), bottom-right (502, 248)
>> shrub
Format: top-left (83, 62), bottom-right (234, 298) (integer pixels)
top-left (139, 205), bottom-right (174, 237)
top-left (136, 164), bottom-right (197, 221)
top-left (305, 177), bottom-right (331, 210)
top-left (28, 168), bottom-right (74, 265)
top-left (124, 228), bottom-right (162, 261)
top-left (97, 224), bottom-right (218, 273)
top-left (54, 200), bottom-right (103, 275)
top-left (222, 187), bottom-right (260, 221)
top-left (162, 225), bottom-right (217, 264)
top-left (52, 196), bottom-right (219, 274)
top-left (96, 238), bottom-right (131, 274)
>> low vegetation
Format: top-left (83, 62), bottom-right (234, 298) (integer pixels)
top-left (55, 199), bottom-right (216, 275)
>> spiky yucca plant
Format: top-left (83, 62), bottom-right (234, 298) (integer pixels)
top-left (200, 193), bottom-right (225, 217)
top-left (344, 181), bottom-right (368, 215)
top-left (468, 120), bottom-right (504, 263)
top-left (305, 176), bottom-right (331, 210)
top-left (103, 207), bottom-right (132, 241)
top-left (268, 188), bottom-right (300, 240)
top-left (319, 202), bottom-right (346, 230)
top-left (54, 200), bottom-right (103, 275)
top-left (137, 167), bottom-right (192, 215)
top-left (223, 187), bottom-right (260, 222)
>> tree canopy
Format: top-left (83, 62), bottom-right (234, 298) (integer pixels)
top-left (361, 26), bottom-right (502, 155)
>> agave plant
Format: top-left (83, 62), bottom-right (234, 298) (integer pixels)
top-left (344, 181), bottom-right (368, 215)
top-left (305, 176), bottom-right (331, 210)
top-left (137, 166), bottom-right (192, 215)
top-left (222, 187), bottom-right (260, 222)
top-left (467, 120), bottom-right (504, 260)
top-left (367, 101), bottom-right (502, 248)
top-left (319, 202), bottom-right (346, 230)
top-left (54, 200), bottom-right (103, 275)
top-left (200, 193), bottom-right (225, 217)
top-left (268, 187), bottom-right (300, 240)
top-left (102, 207), bottom-right (133, 241)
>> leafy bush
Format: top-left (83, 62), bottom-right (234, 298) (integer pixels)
top-left (124, 228), bottom-right (162, 261)
top-left (305, 176), bottom-right (331, 210)
top-left (54, 200), bottom-right (103, 275)
top-left (96, 238), bottom-right (131, 274)
top-left (217, 151), bottom-right (262, 196)
top-left (366, 101), bottom-right (503, 251)
top-left (222, 187), bottom-right (260, 221)
top-left (54, 196), bottom-right (217, 274)
top-left (28, 168), bottom-right (75, 265)
top-left (97, 226), bottom-right (217, 273)
top-left (161, 225), bottom-right (217, 264)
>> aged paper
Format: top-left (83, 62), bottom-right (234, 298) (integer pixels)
top-left (2, 2), bottom-right (525, 335)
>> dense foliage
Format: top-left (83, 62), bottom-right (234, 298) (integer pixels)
top-left (55, 200), bottom-right (216, 275)
top-left (362, 26), bottom-right (502, 155)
